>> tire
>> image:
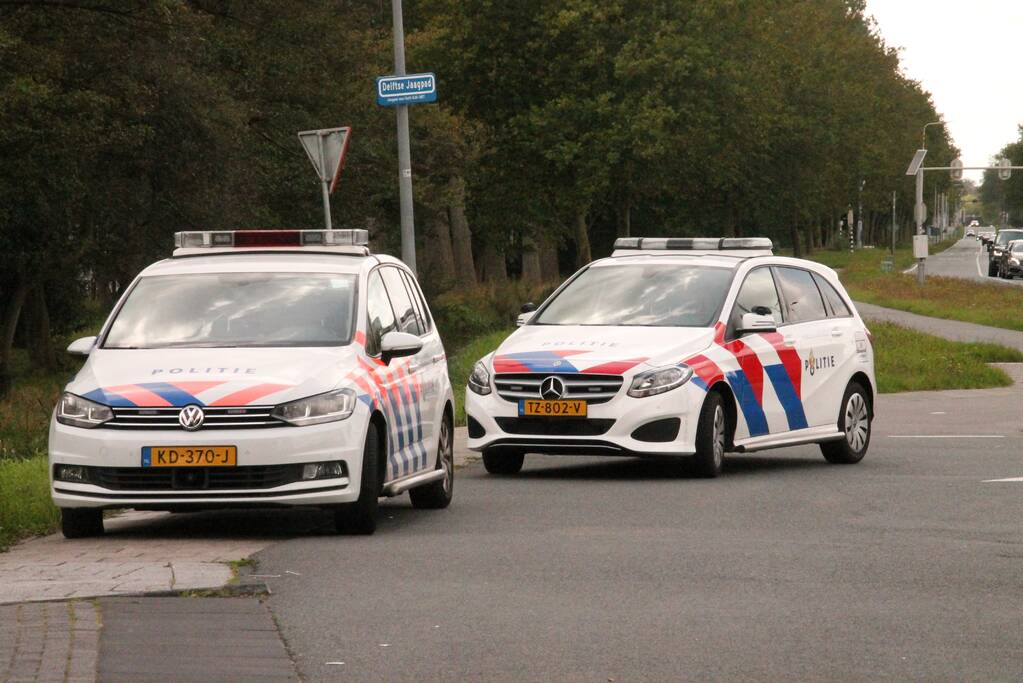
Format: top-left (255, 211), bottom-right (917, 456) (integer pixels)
top-left (334, 425), bottom-right (381, 535)
top-left (61, 508), bottom-right (104, 539)
top-left (409, 413), bottom-right (454, 510)
top-left (821, 382), bottom-right (871, 464)
top-left (482, 448), bottom-right (524, 475)
top-left (691, 392), bottom-right (728, 478)
top-left (988, 260), bottom-right (998, 277)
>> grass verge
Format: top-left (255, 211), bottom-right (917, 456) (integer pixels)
top-left (449, 328), bottom-right (515, 426)
top-left (805, 241), bottom-right (1023, 333)
top-left (870, 321), bottom-right (1023, 392)
top-left (0, 456), bottom-right (60, 551)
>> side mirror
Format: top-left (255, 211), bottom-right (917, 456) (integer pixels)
top-left (66, 336), bottom-right (97, 356)
top-left (738, 313), bottom-right (776, 336)
top-left (517, 303), bottom-right (537, 327)
top-left (520, 302), bottom-right (537, 313)
top-left (380, 331), bottom-right (423, 364)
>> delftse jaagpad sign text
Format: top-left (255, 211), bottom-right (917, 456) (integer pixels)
top-left (377, 73), bottom-right (437, 106)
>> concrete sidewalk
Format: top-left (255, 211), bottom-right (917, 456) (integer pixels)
top-left (856, 301), bottom-right (1023, 353)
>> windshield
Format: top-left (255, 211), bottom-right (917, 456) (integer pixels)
top-left (996, 231), bottom-right (1023, 246)
top-left (534, 264), bottom-right (733, 327)
top-left (104, 273), bottom-right (357, 349)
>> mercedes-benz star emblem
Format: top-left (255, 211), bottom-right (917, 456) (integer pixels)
top-left (178, 404), bottom-right (205, 431)
top-left (540, 376), bottom-right (566, 400)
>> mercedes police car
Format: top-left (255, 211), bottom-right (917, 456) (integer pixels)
top-left (466, 237), bottom-right (875, 477)
top-left (50, 229), bottom-right (454, 537)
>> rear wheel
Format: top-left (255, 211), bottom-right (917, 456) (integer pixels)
top-left (61, 508), bottom-right (104, 539)
top-left (821, 382), bottom-right (871, 464)
top-left (691, 392), bottom-right (727, 478)
top-left (334, 425), bottom-right (380, 535)
top-left (409, 413), bottom-right (454, 509)
top-left (482, 448), bottom-right (524, 475)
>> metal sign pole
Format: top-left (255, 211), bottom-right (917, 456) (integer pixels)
top-left (915, 168), bottom-right (925, 284)
top-left (892, 191), bottom-right (896, 258)
top-left (391, 0), bottom-right (417, 274)
top-left (317, 134), bottom-right (332, 231)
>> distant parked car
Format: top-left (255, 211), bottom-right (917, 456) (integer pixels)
top-left (997, 239), bottom-right (1023, 279)
top-left (966, 229), bottom-right (976, 238)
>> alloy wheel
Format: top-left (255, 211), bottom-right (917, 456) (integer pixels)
top-left (844, 393), bottom-right (869, 451)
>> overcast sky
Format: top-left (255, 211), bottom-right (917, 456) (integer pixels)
top-left (865, 0), bottom-right (1023, 181)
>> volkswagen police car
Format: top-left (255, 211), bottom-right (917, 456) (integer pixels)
top-left (465, 237), bottom-right (875, 477)
top-left (50, 229), bottom-right (454, 538)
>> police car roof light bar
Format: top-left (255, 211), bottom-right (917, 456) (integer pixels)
top-left (613, 237), bottom-right (773, 252)
top-left (174, 229), bottom-right (370, 250)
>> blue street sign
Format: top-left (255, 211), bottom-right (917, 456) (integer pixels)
top-left (376, 73), bottom-right (438, 106)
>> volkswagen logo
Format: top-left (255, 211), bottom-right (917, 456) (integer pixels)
top-left (178, 404), bottom-right (205, 431)
top-left (539, 376), bottom-right (566, 400)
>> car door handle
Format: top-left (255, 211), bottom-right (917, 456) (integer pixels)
top-left (432, 354), bottom-right (446, 364)
top-left (782, 336), bottom-right (796, 347)
top-left (831, 328), bottom-right (844, 338)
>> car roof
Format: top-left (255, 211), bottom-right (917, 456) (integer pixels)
top-left (140, 252), bottom-right (406, 277)
top-left (594, 252), bottom-right (840, 279)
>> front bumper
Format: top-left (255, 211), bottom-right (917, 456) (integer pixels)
top-left (464, 383), bottom-right (705, 457)
top-left (48, 415), bottom-right (367, 509)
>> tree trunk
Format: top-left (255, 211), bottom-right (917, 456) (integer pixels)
top-left (424, 215), bottom-right (456, 292)
top-left (790, 223), bottom-right (802, 258)
top-left (0, 275), bottom-right (31, 396)
top-left (447, 177), bottom-right (476, 287)
top-left (539, 233), bottom-right (560, 282)
top-left (480, 240), bottom-right (508, 283)
top-left (616, 196), bottom-right (631, 238)
top-left (26, 286), bottom-right (57, 372)
top-left (574, 207), bottom-right (592, 268)
top-left (520, 234), bottom-right (541, 283)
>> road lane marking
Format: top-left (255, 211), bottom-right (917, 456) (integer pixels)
top-left (976, 245), bottom-right (985, 277)
top-left (930, 411), bottom-right (946, 415)
top-left (983, 477), bottom-right (1023, 482)
top-left (888, 435), bottom-right (1004, 439)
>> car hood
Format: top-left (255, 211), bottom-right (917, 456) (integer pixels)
top-left (490, 324), bottom-right (716, 375)
top-left (68, 347), bottom-right (359, 407)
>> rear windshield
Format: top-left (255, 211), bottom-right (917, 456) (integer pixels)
top-left (534, 264), bottom-right (733, 327)
top-left (103, 273), bottom-right (356, 348)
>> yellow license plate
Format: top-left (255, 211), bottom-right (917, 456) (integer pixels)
top-left (519, 400), bottom-right (587, 417)
top-left (142, 446), bottom-right (237, 467)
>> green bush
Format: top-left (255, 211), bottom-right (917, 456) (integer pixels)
top-left (431, 281), bottom-right (556, 351)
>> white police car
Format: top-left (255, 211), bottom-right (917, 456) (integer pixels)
top-left (50, 229), bottom-right (454, 537)
top-left (465, 237), bottom-right (875, 477)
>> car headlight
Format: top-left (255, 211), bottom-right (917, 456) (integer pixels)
top-left (628, 365), bottom-right (694, 398)
top-left (993, 249), bottom-right (1003, 256)
top-left (1011, 258), bottom-right (1021, 266)
top-left (56, 393), bottom-right (113, 429)
top-left (271, 388), bottom-right (356, 426)
top-left (468, 360), bottom-right (492, 395)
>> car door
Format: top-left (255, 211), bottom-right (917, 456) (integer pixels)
top-left (773, 266), bottom-right (840, 429)
top-left (378, 266), bottom-right (430, 474)
top-left (812, 271), bottom-right (859, 417)
top-left (365, 269), bottom-right (415, 482)
top-left (724, 266), bottom-right (793, 437)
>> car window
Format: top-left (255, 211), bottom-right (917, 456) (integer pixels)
top-left (728, 267), bottom-right (783, 337)
top-left (534, 264), bottom-right (733, 327)
top-left (774, 267), bottom-right (827, 324)
top-left (103, 273), bottom-right (356, 349)
top-left (398, 269), bottom-right (431, 334)
top-left (996, 231), bottom-right (1023, 246)
top-left (380, 267), bottom-right (423, 336)
top-left (812, 273), bottom-right (852, 317)
top-left (366, 270), bottom-right (398, 355)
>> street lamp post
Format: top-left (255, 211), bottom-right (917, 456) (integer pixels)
top-left (856, 179), bottom-right (865, 249)
top-left (391, 0), bottom-right (417, 273)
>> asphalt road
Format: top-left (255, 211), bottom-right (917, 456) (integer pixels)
top-left (923, 235), bottom-right (1023, 285)
top-left (255, 375), bottom-right (1023, 682)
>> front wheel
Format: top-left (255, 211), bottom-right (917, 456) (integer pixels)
top-left (334, 425), bottom-right (380, 535)
top-left (821, 382), bottom-right (871, 464)
top-left (482, 448), bottom-right (524, 475)
top-left (409, 413), bottom-right (454, 509)
top-left (61, 508), bottom-right (104, 539)
top-left (691, 392), bottom-right (728, 478)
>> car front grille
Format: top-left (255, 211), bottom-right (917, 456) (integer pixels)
top-left (105, 406), bottom-right (285, 430)
top-left (493, 373), bottom-right (623, 404)
top-left (85, 465), bottom-right (303, 491)
top-left (495, 417), bottom-right (616, 436)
